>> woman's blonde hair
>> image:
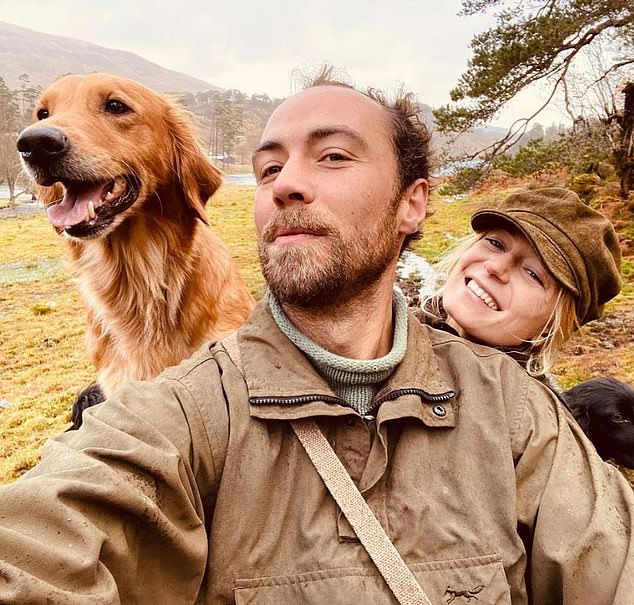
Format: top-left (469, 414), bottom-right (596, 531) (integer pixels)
top-left (425, 232), bottom-right (579, 376)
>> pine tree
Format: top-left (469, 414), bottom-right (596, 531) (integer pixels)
top-left (434, 0), bottom-right (634, 197)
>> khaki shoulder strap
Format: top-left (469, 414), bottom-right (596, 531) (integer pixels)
top-left (221, 332), bottom-right (432, 605)
top-left (290, 419), bottom-right (432, 605)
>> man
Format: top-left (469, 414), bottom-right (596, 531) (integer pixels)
top-left (0, 75), bottom-right (632, 605)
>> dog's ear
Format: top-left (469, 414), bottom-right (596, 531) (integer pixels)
top-left (166, 102), bottom-right (223, 225)
top-left (564, 392), bottom-right (592, 435)
top-left (571, 404), bottom-right (591, 435)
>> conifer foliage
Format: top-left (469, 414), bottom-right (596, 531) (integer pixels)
top-left (435, 0), bottom-right (634, 197)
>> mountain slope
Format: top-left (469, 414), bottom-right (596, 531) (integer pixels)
top-left (0, 20), bottom-right (511, 160)
top-left (0, 20), bottom-right (218, 93)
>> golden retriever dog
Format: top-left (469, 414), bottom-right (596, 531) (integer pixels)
top-left (17, 73), bottom-right (255, 404)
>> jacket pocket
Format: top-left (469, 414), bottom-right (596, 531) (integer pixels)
top-left (234, 554), bottom-right (511, 604)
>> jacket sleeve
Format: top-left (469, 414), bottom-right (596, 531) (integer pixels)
top-left (0, 359), bottom-right (227, 605)
top-left (512, 375), bottom-right (634, 605)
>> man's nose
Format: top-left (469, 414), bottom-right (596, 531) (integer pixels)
top-left (271, 160), bottom-right (314, 207)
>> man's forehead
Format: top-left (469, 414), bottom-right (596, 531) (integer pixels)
top-left (261, 86), bottom-right (390, 142)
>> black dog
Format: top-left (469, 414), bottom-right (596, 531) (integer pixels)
top-left (68, 383), bottom-right (105, 431)
top-left (562, 377), bottom-right (634, 468)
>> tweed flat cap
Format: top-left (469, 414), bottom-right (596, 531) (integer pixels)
top-left (471, 187), bottom-right (622, 325)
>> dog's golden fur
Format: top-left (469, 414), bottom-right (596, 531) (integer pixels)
top-left (20, 73), bottom-right (255, 395)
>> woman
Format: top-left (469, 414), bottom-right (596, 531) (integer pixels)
top-left (423, 187), bottom-right (622, 377)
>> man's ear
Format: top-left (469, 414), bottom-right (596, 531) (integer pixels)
top-left (398, 178), bottom-right (428, 235)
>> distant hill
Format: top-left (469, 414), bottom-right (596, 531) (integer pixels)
top-left (0, 20), bottom-right (219, 93)
top-left (0, 20), bottom-right (509, 161)
top-left (417, 104), bottom-right (510, 158)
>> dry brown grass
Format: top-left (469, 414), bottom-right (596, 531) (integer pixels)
top-left (0, 184), bottom-right (262, 482)
top-left (1, 183), bottom-right (632, 484)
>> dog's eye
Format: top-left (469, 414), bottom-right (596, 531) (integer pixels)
top-left (104, 99), bottom-right (131, 115)
top-left (36, 108), bottom-right (49, 120)
top-left (611, 414), bottom-right (632, 424)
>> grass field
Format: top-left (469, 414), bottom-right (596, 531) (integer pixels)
top-left (0, 184), bottom-right (264, 482)
top-left (1, 182), bottom-right (632, 484)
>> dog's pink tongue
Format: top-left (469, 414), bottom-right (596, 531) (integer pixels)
top-left (47, 184), bottom-right (103, 228)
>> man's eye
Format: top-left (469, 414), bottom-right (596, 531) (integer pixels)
top-left (324, 153), bottom-right (347, 162)
top-left (261, 165), bottom-right (281, 179)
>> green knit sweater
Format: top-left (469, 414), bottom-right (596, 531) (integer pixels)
top-left (268, 290), bottom-right (408, 416)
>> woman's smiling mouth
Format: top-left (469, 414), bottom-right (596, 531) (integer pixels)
top-left (466, 278), bottom-right (500, 311)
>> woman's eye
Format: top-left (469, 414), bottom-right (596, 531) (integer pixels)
top-left (525, 268), bottom-right (544, 285)
top-left (485, 237), bottom-right (503, 250)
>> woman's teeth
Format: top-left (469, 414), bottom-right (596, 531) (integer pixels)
top-left (467, 280), bottom-right (499, 310)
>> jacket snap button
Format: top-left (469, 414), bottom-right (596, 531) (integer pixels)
top-left (432, 405), bottom-right (447, 417)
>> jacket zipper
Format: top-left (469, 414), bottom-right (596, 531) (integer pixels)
top-left (372, 387), bottom-right (455, 407)
top-left (250, 394), bottom-right (344, 406)
top-left (367, 387), bottom-right (455, 417)
top-left (250, 388), bottom-right (454, 409)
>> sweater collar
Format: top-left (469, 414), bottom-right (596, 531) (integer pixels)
top-left (267, 289), bottom-right (409, 380)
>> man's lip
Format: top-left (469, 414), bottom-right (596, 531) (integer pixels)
top-left (273, 232), bottom-right (321, 246)
top-left (270, 227), bottom-right (326, 244)
top-left (274, 227), bottom-right (320, 238)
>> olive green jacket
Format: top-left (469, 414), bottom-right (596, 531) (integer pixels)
top-left (0, 301), bottom-right (632, 604)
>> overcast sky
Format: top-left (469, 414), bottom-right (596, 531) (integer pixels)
top-left (0, 0), bottom-right (569, 128)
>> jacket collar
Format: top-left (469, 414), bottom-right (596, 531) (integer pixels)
top-left (236, 300), bottom-right (456, 428)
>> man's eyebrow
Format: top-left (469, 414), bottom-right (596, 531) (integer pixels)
top-left (252, 126), bottom-right (368, 160)
top-left (252, 140), bottom-right (282, 157)
top-left (307, 126), bottom-right (368, 151)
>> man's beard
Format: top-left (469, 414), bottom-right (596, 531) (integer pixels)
top-left (258, 205), bottom-right (402, 309)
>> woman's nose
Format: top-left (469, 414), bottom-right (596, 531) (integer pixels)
top-left (484, 255), bottom-right (511, 281)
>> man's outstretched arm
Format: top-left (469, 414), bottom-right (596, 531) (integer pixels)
top-left (0, 373), bottom-right (222, 605)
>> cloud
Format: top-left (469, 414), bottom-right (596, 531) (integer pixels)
top-left (0, 0), bottom-right (566, 126)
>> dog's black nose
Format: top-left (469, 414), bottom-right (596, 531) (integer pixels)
top-left (17, 126), bottom-right (70, 163)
